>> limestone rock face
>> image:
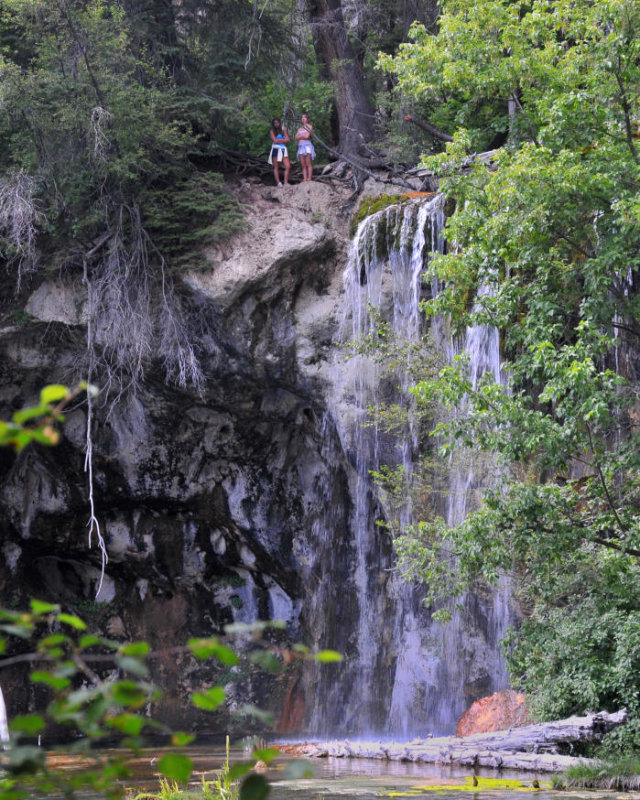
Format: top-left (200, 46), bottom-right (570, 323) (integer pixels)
top-left (0, 179), bottom-right (354, 734)
top-left (456, 689), bottom-right (531, 737)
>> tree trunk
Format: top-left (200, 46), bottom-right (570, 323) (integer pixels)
top-left (304, 0), bottom-right (375, 157)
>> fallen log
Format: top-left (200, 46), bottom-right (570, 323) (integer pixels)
top-left (280, 709), bottom-right (627, 773)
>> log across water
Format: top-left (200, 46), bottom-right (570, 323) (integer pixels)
top-left (281, 710), bottom-right (627, 772)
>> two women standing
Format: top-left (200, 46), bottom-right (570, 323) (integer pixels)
top-left (268, 114), bottom-right (315, 185)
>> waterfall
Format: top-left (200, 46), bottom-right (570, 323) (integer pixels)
top-left (317, 194), bottom-right (514, 737)
top-left (0, 685), bottom-right (9, 748)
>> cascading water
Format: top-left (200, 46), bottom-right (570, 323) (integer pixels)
top-left (0, 684), bottom-right (9, 748)
top-left (316, 194), bottom-right (514, 737)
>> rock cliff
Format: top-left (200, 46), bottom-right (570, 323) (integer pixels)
top-left (0, 178), bottom-right (513, 738)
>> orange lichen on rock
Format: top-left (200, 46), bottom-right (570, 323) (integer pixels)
top-left (456, 689), bottom-right (530, 737)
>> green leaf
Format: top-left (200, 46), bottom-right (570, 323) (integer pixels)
top-left (314, 650), bottom-right (343, 663)
top-left (106, 713), bottom-right (145, 736)
top-left (116, 655), bottom-right (150, 678)
top-left (252, 748), bottom-right (279, 765)
top-left (110, 681), bottom-right (149, 707)
top-left (119, 641), bottom-right (150, 657)
top-left (228, 762), bottom-right (255, 781)
top-left (188, 637), bottom-right (238, 665)
top-left (191, 686), bottom-right (226, 711)
top-left (250, 651), bottom-right (281, 674)
top-left (29, 600), bottom-right (58, 615)
top-left (9, 714), bottom-right (45, 735)
top-left (30, 671), bottom-right (71, 690)
top-left (282, 760), bottom-right (314, 779)
top-left (79, 634), bottom-right (103, 649)
top-left (240, 773), bottom-right (270, 800)
top-left (158, 754), bottom-right (193, 784)
top-left (39, 633), bottom-right (69, 650)
top-left (13, 405), bottom-right (48, 424)
top-left (40, 385), bottom-right (69, 404)
top-left (56, 613), bottom-right (87, 630)
top-left (171, 732), bottom-right (196, 747)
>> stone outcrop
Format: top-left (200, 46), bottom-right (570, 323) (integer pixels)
top-left (456, 689), bottom-right (530, 737)
top-left (0, 180), bottom-right (355, 734)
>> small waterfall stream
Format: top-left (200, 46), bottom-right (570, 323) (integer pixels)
top-left (0, 684), bottom-right (9, 748)
top-left (317, 195), bottom-right (514, 737)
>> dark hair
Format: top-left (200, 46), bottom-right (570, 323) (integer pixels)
top-left (271, 118), bottom-right (282, 135)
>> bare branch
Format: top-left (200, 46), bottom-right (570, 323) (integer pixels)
top-left (403, 114), bottom-right (454, 144)
top-left (0, 170), bottom-right (43, 290)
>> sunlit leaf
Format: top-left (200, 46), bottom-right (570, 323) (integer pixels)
top-left (314, 650), bottom-right (343, 663)
top-left (56, 613), bottom-right (87, 630)
top-left (191, 686), bottom-right (226, 711)
top-left (120, 641), bottom-right (150, 657)
top-left (40, 385), bottom-right (69, 404)
top-left (29, 600), bottom-right (58, 615)
top-left (79, 634), bottom-right (103, 649)
top-left (39, 633), bottom-right (68, 650)
top-left (13, 405), bottom-right (48, 424)
top-left (188, 637), bottom-right (238, 665)
top-left (106, 713), bottom-right (145, 736)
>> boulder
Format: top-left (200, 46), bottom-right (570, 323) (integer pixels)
top-left (456, 689), bottom-right (530, 737)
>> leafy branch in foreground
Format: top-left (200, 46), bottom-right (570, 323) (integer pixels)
top-left (0, 602), bottom-right (337, 800)
top-left (0, 384), bottom-right (96, 452)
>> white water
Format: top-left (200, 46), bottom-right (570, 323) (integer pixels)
top-left (0, 684), bottom-right (9, 748)
top-left (321, 195), bottom-right (513, 737)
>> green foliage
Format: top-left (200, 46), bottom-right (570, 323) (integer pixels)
top-left (379, 0), bottom-right (640, 748)
top-left (559, 755), bottom-right (640, 790)
top-left (0, 0), bottom-right (244, 275)
top-left (0, 605), bottom-right (325, 800)
top-left (0, 383), bottom-right (95, 451)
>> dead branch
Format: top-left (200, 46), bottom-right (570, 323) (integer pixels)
top-left (404, 115), bottom-right (454, 143)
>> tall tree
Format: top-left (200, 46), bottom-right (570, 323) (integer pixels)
top-left (304, 0), bottom-right (375, 157)
top-left (382, 0), bottom-right (640, 749)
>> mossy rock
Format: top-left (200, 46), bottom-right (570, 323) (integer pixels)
top-left (350, 192), bottom-right (435, 237)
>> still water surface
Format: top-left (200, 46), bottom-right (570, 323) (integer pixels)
top-left (50, 745), bottom-right (639, 800)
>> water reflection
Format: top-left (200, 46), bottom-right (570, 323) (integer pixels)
top-left (44, 745), bottom-right (629, 800)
